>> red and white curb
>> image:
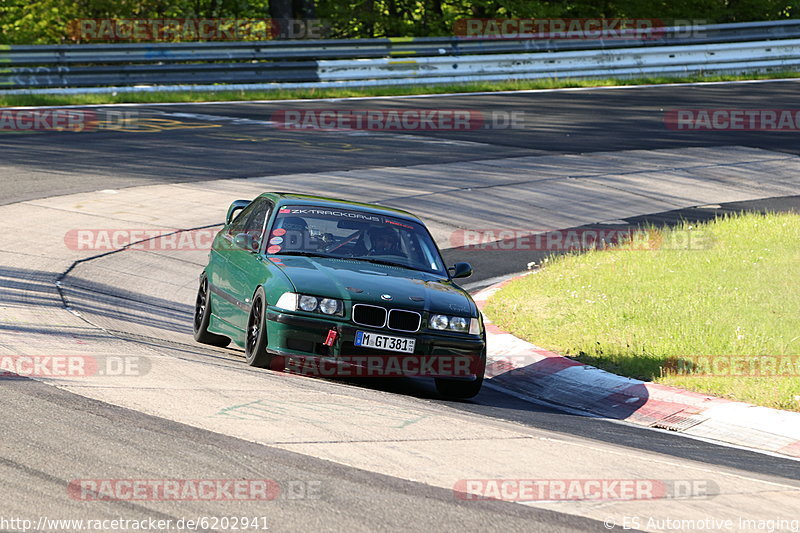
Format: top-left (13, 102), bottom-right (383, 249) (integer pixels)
top-left (473, 272), bottom-right (800, 459)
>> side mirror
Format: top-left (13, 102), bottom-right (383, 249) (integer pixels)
top-left (450, 262), bottom-right (473, 279)
top-left (233, 233), bottom-right (260, 252)
top-left (226, 200), bottom-right (251, 225)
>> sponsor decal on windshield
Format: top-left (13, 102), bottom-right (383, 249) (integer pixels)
top-left (279, 207), bottom-right (381, 222)
top-left (386, 219), bottom-right (414, 229)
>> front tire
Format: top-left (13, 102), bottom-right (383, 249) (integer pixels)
top-left (435, 375), bottom-right (484, 399)
top-left (193, 274), bottom-right (230, 347)
top-left (245, 289), bottom-right (274, 368)
top-left (435, 350), bottom-right (485, 399)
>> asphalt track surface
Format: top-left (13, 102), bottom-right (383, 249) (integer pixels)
top-left (3, 378), bottom-right (598, 533)
top-left (4, 80), bottom-right (800, 206)
top-left (3, 81), bottom-right (800, 532)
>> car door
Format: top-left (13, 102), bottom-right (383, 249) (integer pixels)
top-left (207, 200), bottom-right (251, 325)
top-left (224, 198), bottom-right (274, 329)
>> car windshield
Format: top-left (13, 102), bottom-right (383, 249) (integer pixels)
top-left (268, 205), bottom-right (447, 275)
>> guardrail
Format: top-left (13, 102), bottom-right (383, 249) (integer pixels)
top-left (1, 19), bottom-right (799, 94)
top-left (318, 40), bottom-right (800, 82)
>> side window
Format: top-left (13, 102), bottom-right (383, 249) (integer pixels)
top-left (227, 199), bottom-right (272, 251)
top-left (244, 201), bottom-right (272, 240)
top-left (228, 202), bottom-right (256, 236)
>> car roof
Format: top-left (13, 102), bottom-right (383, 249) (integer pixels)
top-left (261, 193), bottom-right (423, 223)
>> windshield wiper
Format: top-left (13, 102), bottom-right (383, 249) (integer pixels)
top-left (350, 257), bottom-right (413, 269)
top-left (354, 257), bottom-right (445, 277)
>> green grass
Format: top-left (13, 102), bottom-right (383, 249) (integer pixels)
top-left (484, 213), bottom-right (800, 411)
top-left (2, 71), bottom-right (800, 107)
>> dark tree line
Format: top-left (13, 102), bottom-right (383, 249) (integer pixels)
top-left (0, 0), bottom-right (797, 43)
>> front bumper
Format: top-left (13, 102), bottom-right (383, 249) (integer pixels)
top-left (265, 308), bottom-right (486, 379)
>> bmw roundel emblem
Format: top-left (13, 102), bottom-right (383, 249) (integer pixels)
top-left (381, 294), bottom-right (393, 301)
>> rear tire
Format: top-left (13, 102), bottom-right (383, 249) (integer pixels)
top-left (193, 274), bottom-right (230, 348)
top-left (245, 289), bottom-right (274, 368)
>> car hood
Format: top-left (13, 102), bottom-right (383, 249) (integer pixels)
top-left (275, 256), bottom-right (476, 316)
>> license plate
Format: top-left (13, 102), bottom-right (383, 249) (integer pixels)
top-left (354, 331), bottom-right (415, 353)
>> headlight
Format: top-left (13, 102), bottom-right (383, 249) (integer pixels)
top-left (429, 314), bottom-right (477, 333)
top-left (449, 316), bottom-right (469, 332)
top-left (319, 298), bottom-right (340, 315)
top-left (430, 314), bottom-right (449, 330)
top-left (299, 295), bottom-right (319, 312)
top-left (282, 294), bottom-right (344, 316)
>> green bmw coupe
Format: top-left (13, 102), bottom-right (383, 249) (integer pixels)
top-left (193, 193), bottom-right (486, 398)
